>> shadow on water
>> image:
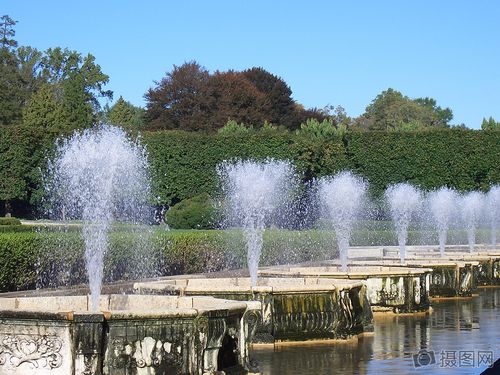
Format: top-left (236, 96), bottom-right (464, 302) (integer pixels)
top-left (252, 288), bottom-right (500, 374)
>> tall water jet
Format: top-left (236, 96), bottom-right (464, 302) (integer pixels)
top-left (460, 191), bottom-right (484, 252)
top-left (385, 183), bottom-right (422, 263)
top-left (486, 185), bottom-right (500, 246)
top-left (218, 159), bottom-right (294, 286)
top-left (318, 171), bottom-right (367, 272)
top-left (427, 187), bottom-right (457, 256)
top-left (46, 125), bottom-right (151, 310)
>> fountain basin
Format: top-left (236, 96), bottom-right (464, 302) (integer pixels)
top-left (379, 246), bottom-right (500, 287)
top-left (259, 265), bottom-right (431, 313)
top-left (346, 259), bottom-right (478, 297)
top-left (0, 294), bottom-right (260, 375)
top-left (133, 277), bottom-right (373, 343)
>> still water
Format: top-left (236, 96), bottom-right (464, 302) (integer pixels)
top-left (251, 288), bottom-right (500, 374)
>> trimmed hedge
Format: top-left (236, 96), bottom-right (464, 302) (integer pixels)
top-left (346, 129), bottom-right (500, 195)
top-left (1, 127), bottom-right (499, 216)
top-left (0, 228), bottom-right (337, 292)
top-left (143, 130), bottom-right (347, 205)
top-left (1, 225), bottom-right (491, 293)
top-left (0, 217), bottom-right (21, 225)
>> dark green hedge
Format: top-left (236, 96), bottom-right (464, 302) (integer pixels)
top-left (346, 129), bottom-right (500, 195)
top-left (143, 130), bottom-right (347, 205)
top-left (1, 127), bottom-right (499, 215)
top-left (0, 226), bottom-right (491, 292)
top-left (0, 217), bottom-right (21, 225)
top-left (0, 229), bottom-right (337, 292)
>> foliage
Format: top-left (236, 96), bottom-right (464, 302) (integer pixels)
top-left (144, 61), bottom-right (323, 131)
top-left (481, 116), bottom-right (500, 130)
top-left (107, 96), bottom-right (145, 127)
top-left (143, 130), bottom-right (348, 206)
top-left (296, 118), bottom-right (346, 139)
top-left (0, 15), bottom-right (17, 49)
top-left (0, 217), bottom-right (21, 225)
top-left (356, 88), bottom-right (453, 131)
top-left (242, 67), bottom-right (298, 128)
top-left (0, 228), bottom-right (337, 292)
top-left (165, 193), bottom-right (219, 229)
top-left (217, 119), bottom-right (251, 135)
top-left (345, 129), bottom-right (500, 195)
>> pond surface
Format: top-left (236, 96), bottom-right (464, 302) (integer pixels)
top-left (251, 288), bottom-right (500, 374)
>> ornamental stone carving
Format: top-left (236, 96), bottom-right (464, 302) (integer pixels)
top-left (0, 335), bottom-right (63, 370)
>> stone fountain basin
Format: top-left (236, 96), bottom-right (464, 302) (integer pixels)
top-left (133, 277), bottom-right (373, 343)
top-left (259, 265), bottom-right (431, 314)
top-left (376, 254), bottom-right (498, 289)
top-left (346, 259), bottom-right (479, 297)
top-left (0, 294), bottom-right (259, 375)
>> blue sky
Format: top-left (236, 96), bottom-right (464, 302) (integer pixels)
top-left (4, 1), bottom-right (500, 128)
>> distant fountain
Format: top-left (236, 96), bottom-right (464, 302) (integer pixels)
top-left (385, 183), bottom-right (422, 263)
top-left (460, 191), bottom-right (484, 252)
top-left (218, 159), bottom-right (294, 286)
top-left (46, 125), bottom-right (151, 310)
top-left (427, 187), bottom-right (457, 256)
top-left (318, 171), bottom-right (367, 271)
top-left (486, 185), bottom-right (500, 246)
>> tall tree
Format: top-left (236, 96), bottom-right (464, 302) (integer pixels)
top-left (0, 15), bottom-right (24, 126)
top-left (356, 88), bottom-right (453, 131)
top-left (242, 67), bottom-right (298, 128)
top-left (145, 61), bottom-right (210, 130)
top-left (206, 70), bottom-right (265, 127)
top-left (107, 96), bottom-right (145, 127)
top-left (0, 15), bottom-right (17, 49)
top-left (481, 116), bottom-right (500, 130)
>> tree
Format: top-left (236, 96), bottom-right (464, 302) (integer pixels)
top-left (357, 88), bottom-right (453, 131)
top-left (145, 61), bottom-right (210, 130)
top-left (205, 70), bottom-right (265, 127)
top-left (481, 116), bottom-right (500, 130)
top-left (0, 15), bottom-right (24, 125)
top-left (242, 67), bottom-right (297, 128)
top-left (107, 96), bottom-right (144, 127)
top-left (0, 15), bottom-right (17, 49)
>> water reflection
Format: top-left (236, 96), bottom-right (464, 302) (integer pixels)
top-left (252, 289), bottom-right (500, 374)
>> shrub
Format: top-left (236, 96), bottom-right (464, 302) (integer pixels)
top-left (165, 193), bottom-right (220, 229)
top-left (0, 217), bottom-right (21, 225)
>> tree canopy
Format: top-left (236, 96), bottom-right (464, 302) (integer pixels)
top-left (355, 88), bottom-right (453, 131)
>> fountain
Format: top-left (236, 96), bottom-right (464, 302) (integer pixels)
top-left (486, 185), bottom-right (500, 246)
top-left (217, 159), bottom-right (295, 286)
top-left (427, 187), bottom-right (457, 256)
top-left (460, 191), bottom-right (484, 252)
top-left (385, 183), bottom-right (422, 263)
top-left (318, 171), bottom-right (367, 271)
top-left (46, 125), bottom-right (151, 310)
top-left (1, 125), bottom-right (261, 375)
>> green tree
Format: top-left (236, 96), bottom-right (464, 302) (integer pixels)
top-left (296, 118), bottom-right (346, 139)
top-left (357, 88), bottom-right (453, 131)
top-left (22, 83), bottom-right (63, 132)
top-left (481, 116), bottom-right (500, 130)
top-left (217, 119), bottom-right (251, 135)
top-left (107, 96), bottom-right (145, 127)
top-left (0, 15), bottom-right (24, 125)
top-left (0, 15), bottom-right (17, 49)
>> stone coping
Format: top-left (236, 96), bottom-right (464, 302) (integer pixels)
top-left (373, 257), bottom-right (481, 267)
top-left (259, 265), bottom-right (432, 279)
top-left (0, 294), bottom-right (249, 317)
top-left (134, 277), bottom-right (364, 294)
top-left (348, 258), bottom-right (480, 267)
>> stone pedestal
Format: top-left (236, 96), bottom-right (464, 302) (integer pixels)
top-left (0, 294), bottom-right (260, 375)
top-left (134, 277), bottom-right (373, 343)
